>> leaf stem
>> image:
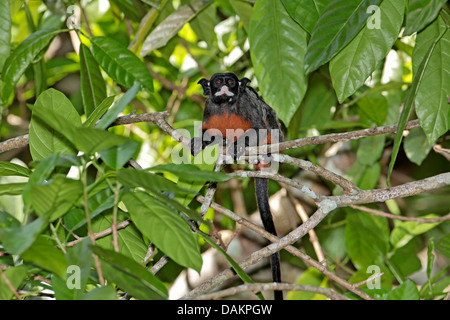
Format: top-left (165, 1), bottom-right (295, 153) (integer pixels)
top-left (81, 157), bottom-right (105, 285)
top-left (111, 181), bottom-right (121, 252)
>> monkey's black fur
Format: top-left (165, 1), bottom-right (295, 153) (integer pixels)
top-left (193, 73), bottom-right (283, 300)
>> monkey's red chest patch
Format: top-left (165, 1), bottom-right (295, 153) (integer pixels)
top-left (202, 112), bottom-right (252, 142)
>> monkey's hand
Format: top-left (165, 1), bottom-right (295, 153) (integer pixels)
top-left (191, 132), bottom-right (228, 156)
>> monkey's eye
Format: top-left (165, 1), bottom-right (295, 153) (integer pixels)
top-left (227, 79), bottom-right (235, 86)
top-left (215, 79), bottom-right (222, 85)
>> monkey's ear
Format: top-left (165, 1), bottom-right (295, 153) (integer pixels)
top-left (198, 78), bottom-right (211, 96)
top-left (239, 77), bottom-right (251, 94)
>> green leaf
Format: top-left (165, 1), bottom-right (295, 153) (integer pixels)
top-left (426, 239), bottom-right (435, 280)
top-left (436, 233), bottom-right (450, 259)
top-left (23, 153), bottom-right (60, 208)
top-left (287, 268), bottom-right (328, 300)
top-left (31, 102), bottom-right (136, 155)
top-left (281, 0), bottom-right (328, 34)
top-left (387, 18), bottom-right (448, 184)
top-left (249, 0), bottom-right (308, 126)
top-left (420, 266), bottom-right (450, 298)
top-left (30, 175), bottom-right (83, 222)
top-left (305, 0), bottom-right (382, 74)
top-left (0, 211), bottom-right (20, 229)
top-left (0, 183), bottom-right (26, 195)
top-left (298, 73), bottom-right (336, 130)
top-left (229, 0), bottom-right (252, 33)
top-left (99, 141), bottom-right (139, 170)
top-left (92, 210), bottom-right (148, 262)
top-left (1, 29), bottom-right (64, 106)
top-left (315, 226), bottom-right (347, 261)
top-left (90, 36), bottom-right (153, 92)
top-left (156, 193), bottom-right (207, 225)
top-left (0, 0), bottom-right (11, 72)
top-left (128, 9), bottom-right (159, 54)
top-left (175, 145), bottom-right (219, 206)
top-left (345, 209), bottom-right (389, 269)
top-left (21, 235), bottom-right (68, 279)
top-left (70, 193), bottom-right (116, 231)
top-left (388, 238), bottom-right (422, 279)
top-left (404, 127), bottom-right (433, 165)
top-left (356, 134), bottom-right (385, 166)
top-left (0, 215), bottom-right (49, 255)
top-left (350, 264), bottom-right (393, 291)
top-left (32, 56), bottom-right (47, 98)
top-left (79, 43), bottom-right (107, 117)
top-left (82, 286), bottom-right (117, 300)
top-left (198, 231), bottom-right (264, 300)
top-left (73, 128), bottom-right (135, 155)
top-left (122, 190), bottom-right (202, 272)
top-left (412, 16), bottom-right (450, 145)
top-left (116, 168), bottom-right (194, 194)
top-left (140, 0), bottom-right (212, 55)
top-left (91, 246), bottom-right (168, 300)
top-left (190, 3), bottom-right (216, 47)
top-left (109, 0), bottom-right (146, 22)
top-left (96, 82), bottom-right (140, 130)
top-left (384, 280), bottom-right (420, 300)
top-left (330, 0), bottom-right (405, 102)
top-left (148, 163), bottom-right (230, 182)
top-left (344, 160), bottom-right (381, 190)
top-left (0, 266), bottom-right (27, 300)
top-left (390, 214), bottom-right (441, 250)
top-left (29, 88), bottom-right (80, 161)
top-left (357, 93), bottom-right (389, 125)
top-left (83, 96), bottom-right (116, 128)
top-left (403, 0), bottom-right (447, 36)
top-left (53, 238), bottom-right (93, 300)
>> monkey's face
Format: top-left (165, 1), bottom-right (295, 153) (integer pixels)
top-left (198, 73), bottom-right (242, 104)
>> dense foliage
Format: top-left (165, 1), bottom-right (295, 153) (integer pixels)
top-left (0, 0), bottom-right (449, 300)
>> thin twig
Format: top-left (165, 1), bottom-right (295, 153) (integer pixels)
top-left (434, 145), bottom-right (450, 161)
top-left (350, 204), bottom-right (450, 222)
top-left (0, 134), bottom-right (29, 153)
top-left (76, 0), bottom-right (93, 37)
top-left (150, 255), bottom-right (170, 275)
top-left (231, 171), bottom-right (320, 201)
top-left (353, 272), bottom-right (384, 288)
top-left (273, 153), bottom-right (359, 195)
top-left (0, 269), bottom-right (22, 300)
top-left (65, 220), bottom-right (131, 247)
top-left (191, 282), bottom-right (350, 300)
top-left (247, 119), bottom-right (421, 154)
top-left (111, 181), bottom-right (121, 252)
top-left (179, 38), bottom-right (210, 78)
top-left (146, 64), bottom-right (205, 104)
top-left (287, 192), bottom-right (326, 266)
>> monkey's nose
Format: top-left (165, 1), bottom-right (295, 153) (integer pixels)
top-left (215, 86), bottom-right (234, 96)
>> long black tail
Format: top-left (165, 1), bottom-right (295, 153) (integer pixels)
top-left (255, 177), bottom-right (282, 300)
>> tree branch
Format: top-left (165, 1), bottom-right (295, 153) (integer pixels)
top-left (187, 169), bottom-right (450, 299)
top-left (247, 119), bottom-right (421, 154)
top-left (273, 153), bottom-right (360, 195)
top-left (65, 220), bottom-right (131, 247)
top-left (192, 196), bottom-right (375, 300)
top-left (191, 282), bottom-right (350, 300)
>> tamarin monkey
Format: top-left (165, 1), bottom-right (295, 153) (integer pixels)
top-left (191, 72), bottom-right (284, 300)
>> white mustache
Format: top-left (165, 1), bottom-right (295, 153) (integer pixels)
top-left (214, 86), bottom-right (234, 96)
